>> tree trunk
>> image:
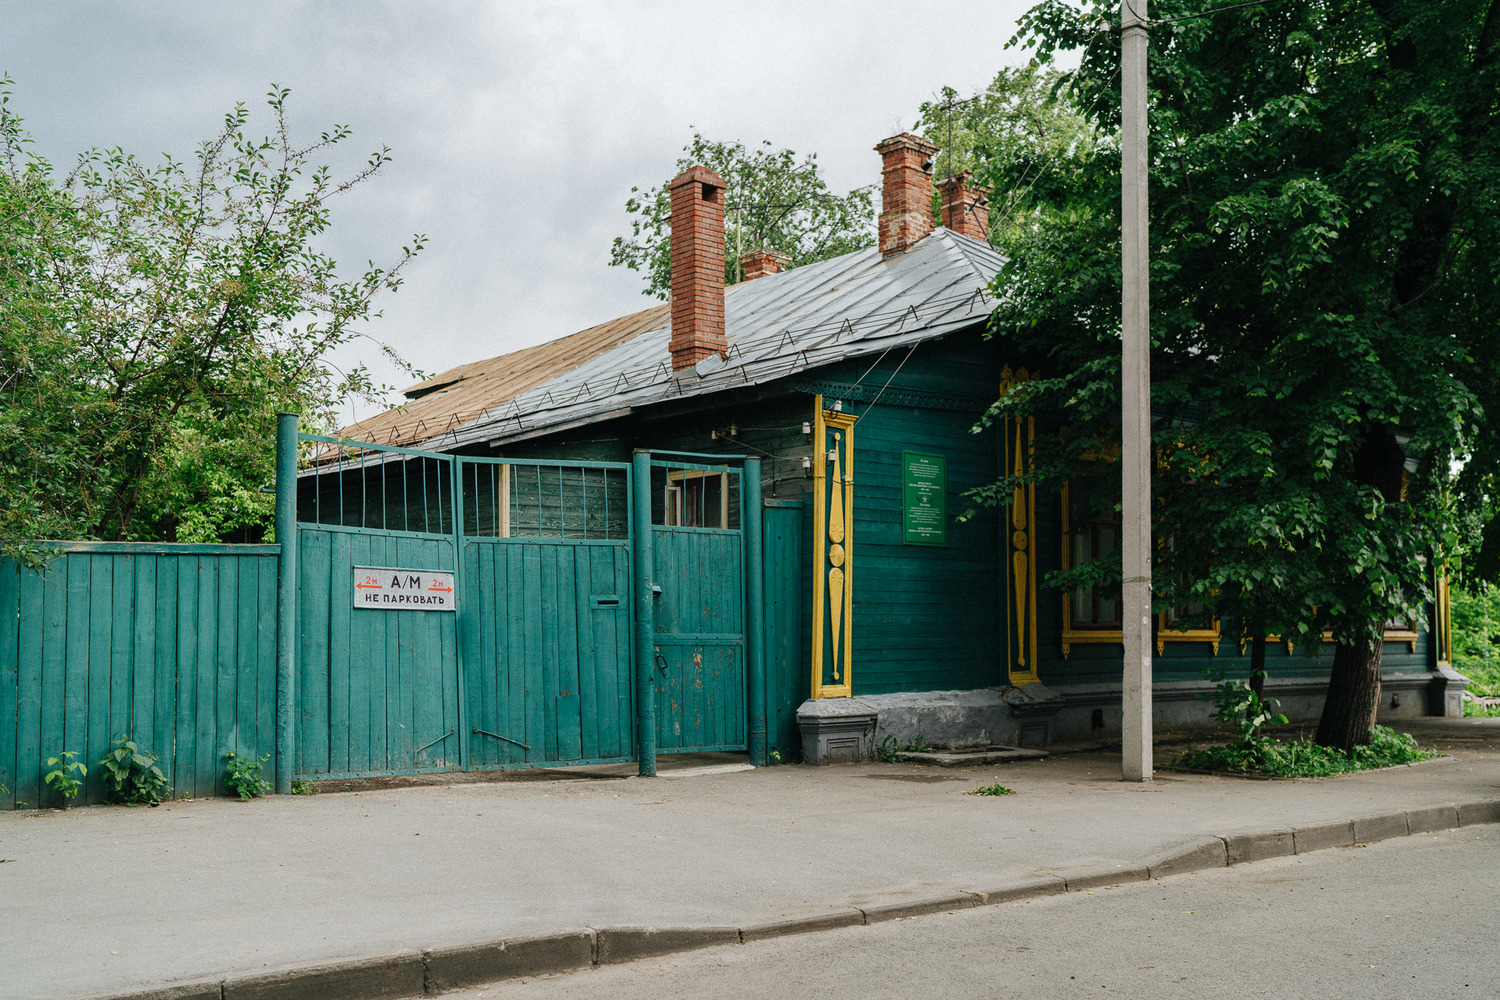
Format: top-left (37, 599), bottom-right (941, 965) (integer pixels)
top-left (1315, 634), bottom-right (1383, 752)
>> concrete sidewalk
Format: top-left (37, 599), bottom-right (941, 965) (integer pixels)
top-left (3, 718), bottom-right (1498, 1000)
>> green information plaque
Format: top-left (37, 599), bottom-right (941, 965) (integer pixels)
top-left (901, 450), bottom-right (947, 546)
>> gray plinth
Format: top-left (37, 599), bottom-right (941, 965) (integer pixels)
top-left (1003, 682), bottom-right (1066, 749)
top-left (1428, 662), bottom-right (1471, 717)
top-left (796, 699), bottom-right (878, 765)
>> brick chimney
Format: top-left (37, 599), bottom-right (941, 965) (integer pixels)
top-left (938, 171), bottom-right (991, 243)
top-left (741, 246), bottom-right (791, 282)
top-left (875, 132), bottom-right (940, 257)
top-left (669, 165), bottom-right (728, 370)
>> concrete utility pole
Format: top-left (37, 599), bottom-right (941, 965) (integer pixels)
top-left (1120, 0), bottom-right (1154, 782)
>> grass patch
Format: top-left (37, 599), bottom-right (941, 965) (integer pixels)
top-left (877, 732), bottom-right (934, 763)
top-left (967, 782), bottom-right (1016, 796)
top-left (1171, 725), bottom-right (1440, 778)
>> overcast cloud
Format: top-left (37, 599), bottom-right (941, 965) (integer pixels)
top-left (5, 1), bottom-right (1057, 426)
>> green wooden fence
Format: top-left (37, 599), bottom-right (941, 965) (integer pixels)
top-left (1, 543), bottom-right (280, 810)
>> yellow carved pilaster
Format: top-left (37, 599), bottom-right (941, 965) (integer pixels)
top-left (811, 397), bottom-right (856, 698)
top-left (1001, 367), bottom-right (1039, 684)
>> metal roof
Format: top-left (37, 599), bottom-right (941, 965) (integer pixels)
top-left (335, 227), bottom-right (1004, 456)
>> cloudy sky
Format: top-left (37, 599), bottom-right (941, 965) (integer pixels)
top-left (5, 1), bottom-right (1060, 426)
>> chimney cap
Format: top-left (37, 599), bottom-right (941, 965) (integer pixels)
top-left (874, 132), bottom-right (940, 157)
top-left (937, 169), bottom-right (988, 194)
top-left (669, 165), bottom-right (727, 191)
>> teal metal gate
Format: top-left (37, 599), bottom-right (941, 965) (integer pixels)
top-left (291, 432), bottom-right (765, 781)
top-left (647, 457), bottom-right (749, 753)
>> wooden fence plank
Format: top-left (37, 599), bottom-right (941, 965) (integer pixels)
top-left (327, 531), bottom-right (353, 774)
top-left (175, 553), bottom-right (200, 796)
top-left (18, 564), bottom-right (51, 809)
top-left (194, 556), bottom-right (219, 799)
top-left (154, 557), bottom-right (179, 792)
top-left (77, 555), bottom-right (105, 802)
top-left (132, 557), bottom-right (157, 757)
top-left (255, 556), bottom-right (277, 766)
top-left (1, 562), bottom-right (20, 810)
top-left (108, 554), bottom-right (134, 773)
top-left (298, 530), bottom-right (331, 775)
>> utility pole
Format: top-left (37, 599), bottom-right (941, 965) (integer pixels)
top-left (1120, 0), bottom-right (1153, 782)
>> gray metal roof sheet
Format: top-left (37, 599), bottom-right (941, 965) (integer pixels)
top-left (449, 227), bottom-right (1005, 450)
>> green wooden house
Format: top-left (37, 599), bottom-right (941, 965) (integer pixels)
top-left (303, 132), bottom-right (1463, 769)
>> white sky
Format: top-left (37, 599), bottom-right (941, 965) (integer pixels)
top-left (5, 0), bottom-right (1058, 426)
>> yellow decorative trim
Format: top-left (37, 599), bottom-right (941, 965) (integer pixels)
top-left (1157, 619), bottom-right (1221, 656)
top-left (1000, 367), bottom-right (1040, 684)
top-left (811, 397), bottom-right (856, 699)
top-left (1435, 563), bottom-right (1452, 665)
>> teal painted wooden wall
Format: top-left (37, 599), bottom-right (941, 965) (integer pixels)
top-left (810, 332), bottom-right (1006, 696)
top-left (1, 544), bottom-right (279, 809)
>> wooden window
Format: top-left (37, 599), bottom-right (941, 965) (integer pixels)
top-left (665, 469), bottom-right (728, 528)
top-left (1067, 482), bottom-right (1122, 630)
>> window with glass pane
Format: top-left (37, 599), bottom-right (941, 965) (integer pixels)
top-left (1069, 482), bottom-right (1122, 629)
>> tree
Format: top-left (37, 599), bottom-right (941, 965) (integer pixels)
top-left (609, 133), bottom-right (875, 299)
top-left (0, 81), bottom-right (423, 560)
top-left (913, 63), bottom-right (1097, 246)
top-left (974, 1), bottom-right (1500, 749)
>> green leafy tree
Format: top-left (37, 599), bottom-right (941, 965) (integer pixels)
top-left (609, 133), bottom-right (876, 299)
top-left (0, 81), bottom-right (424, 560)
top-left (974, 1), bottom-right (1500, 750)
top-left (914, 63), bottom-right (1097, 245)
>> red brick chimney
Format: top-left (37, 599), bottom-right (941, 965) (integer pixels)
top-left (669, 165), bottom-right (728, 370)
top-left (938, 171), bottom-right (991, 243)
top-left (741, 246), bottom-right (791, 282)
top-left (875, 133), bottom-right (940, 257)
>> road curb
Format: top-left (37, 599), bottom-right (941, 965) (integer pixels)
top-left (73, 797), bottom-right (1500, 1000)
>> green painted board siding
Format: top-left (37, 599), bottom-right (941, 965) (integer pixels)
top-left (1, 546), bottom-right (279, 809)
top-left (837, 403), bottom-right (1002, 696)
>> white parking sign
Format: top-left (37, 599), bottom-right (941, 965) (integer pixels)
top-left (353, 567), bottom-right (457, 611)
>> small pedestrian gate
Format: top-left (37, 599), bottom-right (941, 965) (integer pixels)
top-left (291, 434), bottom-right (757, 780)
top-left (649, 458), bottom-right (747, 753)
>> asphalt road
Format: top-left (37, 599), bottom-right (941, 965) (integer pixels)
top-left (404, 826), bottom-right (1500, 1000)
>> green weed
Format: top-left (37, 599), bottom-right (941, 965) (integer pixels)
top-left (877, 732), bottom-right (934, 763)
top-left (43, 751), bottom-right (87, 803)
top-left (98, 736), bottom-right (171, 806)
top-left (968, 782), bottom-right (1016, 796)
top-left (224, 752), bottom-right (271, 801)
